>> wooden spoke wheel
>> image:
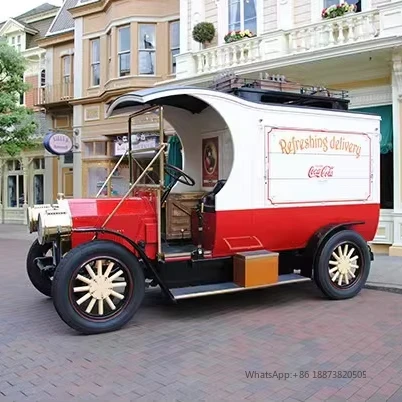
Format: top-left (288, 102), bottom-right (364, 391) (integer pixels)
top-left (314, 230), bottom-right (371, 300)
top-left (52, 240), bottom-right (145, 334)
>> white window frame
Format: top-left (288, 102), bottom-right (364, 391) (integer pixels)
top-left (219, 0), bottom-right (262, 45)
top-left (107, 31), bottom-right (112, 80)
top-left (138, 23), bottom-right (156, 76)
top-left (169, 20), bottom-right (180, 74)
top-left (32, 158), bottom-right (45, 205)
top-left (90, 38), bottom-right (101, 86)
top-left (62, 55), bottom-right (72, 98)
top-left (6, 160), bottom-right (24, 208)
top-left (118, 25), bottom-right (131, 77)
top-left (228, 0), bottom-right (258, 33)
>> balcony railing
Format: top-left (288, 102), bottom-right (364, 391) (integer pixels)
top-left (33, 81), bottom-right (74, 106)
top-left (175, 2), bottom-right (402, 79)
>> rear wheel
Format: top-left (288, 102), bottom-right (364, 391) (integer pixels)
top-left (26, 240), bottom-right (53, 297)
top-left (314, 230), bottom-right (370, 300)
top-left (52, 240), bottom-right (145, 335)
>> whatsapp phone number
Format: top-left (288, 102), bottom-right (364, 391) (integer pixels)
top-left (263, 371), bottom-right (367, 380)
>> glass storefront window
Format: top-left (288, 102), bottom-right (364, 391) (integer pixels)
top-left (110, 166), bottom-right (130, 196)
top-left (8, 176), bottom-right (17, 207)
top-left (7, 175), bottom-right (24, 207)
top-left (88, 166), bottom-right (108, 197)
top-left (6, 160), bottom-right (24, 207)
top-left (34, 174), bottom-right (44, 204)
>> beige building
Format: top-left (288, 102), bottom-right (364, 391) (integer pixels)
top-left (0, 3), bottom-right (60, 223)
top-left (34, 0), bottom-right (180, 200)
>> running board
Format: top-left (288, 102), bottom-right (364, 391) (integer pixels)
top-left (170, 273), bottom-right (311, 300)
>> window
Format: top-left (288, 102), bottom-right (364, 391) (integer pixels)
top-left (90, 38), bottom-right (100, 86)
top-left (83, 141), bottom-right (108, 157)
top-left (33, 158), bottom-right (45, 205)
top-left (6, 160), bottom-right (24, 208)
top-left (138, 24), bottom-right (156, 75)
top-left (118, 26), bottom-right (131, 77)
top-left (62, 55), bottom-right (72, 98)
top-left (228, 0), bottom-right (257, 34)
top-left (107, 31), bottom-right (112, 80)
top-left (324, 0), bottom-right (361, 11)
top-left (16, 35), bottom-right (21, 52)
top-left (169, 21), bottom-right (180, 74)
top-left (63, 55), bottom-right (71, 83)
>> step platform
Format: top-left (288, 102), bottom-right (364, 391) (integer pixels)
top-left (170, 249), bottom-right (310, 300)
top-left (170, 274), bottom-right (311, 300)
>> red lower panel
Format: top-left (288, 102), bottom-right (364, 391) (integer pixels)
top-left (207, 203), bottom-right (380, 257)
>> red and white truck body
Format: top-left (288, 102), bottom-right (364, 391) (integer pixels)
top-left (25, 83), bottom-right (381, 334)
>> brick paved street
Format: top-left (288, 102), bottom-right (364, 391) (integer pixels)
top-left (2, 236), bottom-right (402, 401)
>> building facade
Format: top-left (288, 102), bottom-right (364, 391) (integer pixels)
top-left (0, 3), bottom-right (60, 223)
top-left (35, 0), bottom-right (180, 200)
top-left (151, 0), bottom-right (402, 256)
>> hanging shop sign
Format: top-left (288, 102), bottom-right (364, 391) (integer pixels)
top-left (43, 132), bottom-right (73, 155)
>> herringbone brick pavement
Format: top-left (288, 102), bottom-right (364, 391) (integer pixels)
top-left (1, 237), bottom-right (402, 401)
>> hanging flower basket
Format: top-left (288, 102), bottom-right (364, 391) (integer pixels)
top-left (321, 2), bottom-right (356, 19)
top-left (224, 29), bottom-right (255, 44)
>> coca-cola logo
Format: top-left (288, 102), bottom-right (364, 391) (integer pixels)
top-left (308, 165), bottom-right (334, 178)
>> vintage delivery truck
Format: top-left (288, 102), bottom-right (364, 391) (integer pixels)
top-left (25, 77), bottom-right (380, 334)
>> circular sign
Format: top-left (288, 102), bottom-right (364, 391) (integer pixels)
top-left (43, 132), bottom-right (73, 155)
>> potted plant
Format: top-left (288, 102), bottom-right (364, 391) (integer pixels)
top-left (224, 29), bottom-right (255, 44)
top-left (192, 22), bottom-right (216, 47)
top-left (321, 2), bottom-right (356, 19)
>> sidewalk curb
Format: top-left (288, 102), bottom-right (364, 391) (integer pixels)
top-left (364, 283), bottom-right (402, 295)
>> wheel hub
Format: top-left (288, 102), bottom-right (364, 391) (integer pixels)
top-left (73, 260), bottom-right (127, 316)
top-left (328, 243), bottom-right (360, 287)
top-left (338, 258), bottom-right (352, 275)
top-left (89, 276), bottom-right (113, 300)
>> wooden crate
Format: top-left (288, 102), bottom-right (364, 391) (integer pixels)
top-left (233, 250), bottom-right (279, 288)
top-left (165, 192), bottom-right (205, 240)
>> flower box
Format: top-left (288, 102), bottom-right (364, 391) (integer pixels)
top-left (322, 2), bottom-right (356, 19)
top-left (224, 29), bottom-right (256, 44)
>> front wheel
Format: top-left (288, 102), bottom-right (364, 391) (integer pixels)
top-left (26, 240), bottom-right (53, 297)
top-left (52, 240), bottom-right (145, 335)
top-left (314, 230), bottom-right (371, 300)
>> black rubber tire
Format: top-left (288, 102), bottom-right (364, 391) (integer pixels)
top-left (314, 230), bottom-right (371, 300)
top-left (52, 240), bottom-right (145, 335)
top-left (26, 240), bottom-right (53, 298)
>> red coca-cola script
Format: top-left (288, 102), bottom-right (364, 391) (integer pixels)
top-left (308, 165), bottom-right (334, 178)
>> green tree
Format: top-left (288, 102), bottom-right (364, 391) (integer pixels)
top-left (0, 41), bottom-right (38, 157)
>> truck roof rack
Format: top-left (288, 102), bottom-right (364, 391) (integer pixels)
top-left (207, 73), bottom-right (350, 111)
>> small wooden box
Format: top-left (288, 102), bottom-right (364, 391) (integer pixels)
top-left (233, 250), bottom-right (279, 288)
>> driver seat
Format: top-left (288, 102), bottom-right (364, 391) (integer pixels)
top-left (199, 179), bottom-right (227, 213)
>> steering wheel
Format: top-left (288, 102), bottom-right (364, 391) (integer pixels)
top-left (164, 163), bottom-right (195, 187)
top-left (161, 164), bottom-right (195, 205)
